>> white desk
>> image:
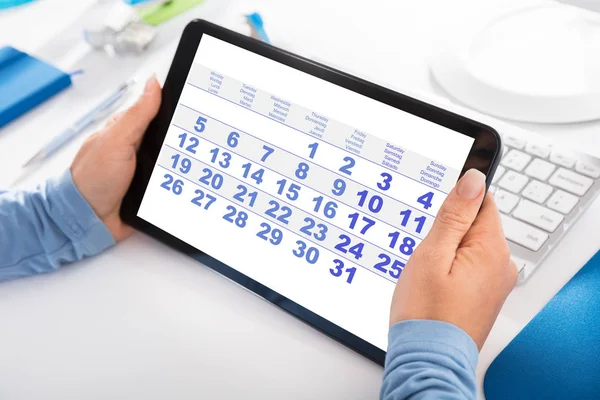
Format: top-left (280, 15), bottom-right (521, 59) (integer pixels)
top-left (1, 0), bottom-right (599, 398)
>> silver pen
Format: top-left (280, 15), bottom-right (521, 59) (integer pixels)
top-left (22, 78), bottom-right (138, 167)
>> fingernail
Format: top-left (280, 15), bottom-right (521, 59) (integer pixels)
top-left (144, 74), bottom-right (156, 93)
top-left (456, 169), bottom-right (486, 199)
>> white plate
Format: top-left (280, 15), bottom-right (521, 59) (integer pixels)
top-left (430, 3), bottom-right (600, 124)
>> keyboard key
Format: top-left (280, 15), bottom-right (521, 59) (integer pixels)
top-left (548, 168), bottom-right (593, 196)
top-left (498, 170), bottom-right (529, 193)
top-left (501, 150), bottom-right (532, 171)
top-left (513, 200), bottom-right (564, 232)
top-left (495, 189), bottom-right (519, 214)
top-left (501, 214), bottom-right (549, 251)
top-left (547, 190), bottom-right (579, 214)
top-left (575, 160), bottom-right (600, 179)
top-left (492, 166), bottom-right (506, 184)
top-left (525, 158), bottom-right (556, 181)
top-left (503, 135), bottom-right (525, 149)
top-left (550, 151), bottom-right (576, 168)
top-left (521, 180), bottom-right (553, 204)
top-left (525, 143), bottom-right (551, 159)
top-left (489, 185), bottom-right (498, 195)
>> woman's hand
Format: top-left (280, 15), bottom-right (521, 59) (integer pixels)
top-left (390, 169), bottom-right (518, 349)
top-left (71, 76), bottom-right (162, 242)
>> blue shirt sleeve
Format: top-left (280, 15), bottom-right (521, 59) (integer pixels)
top-left (0, 169), bottom-right (115, 281)
top-left (381, 320), bottom-right (478, 400)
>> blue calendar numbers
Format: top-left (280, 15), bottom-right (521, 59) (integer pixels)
top-left (223, 205), bottom-right (248, 228)
top-left (388, 232), bottom-right (416, 256)
top-left (339, 156), bottom-right (355, 175)
top-left (414, 216), bottom-right (426, 234)
top-left (191, 189), bottom-right (216, 210)
top-left (257, 222), bottom-right (283, 245)
top-left (299, 217), bottom-right (328, 241)
top-left (276, 179), bottom-right (301, 201)
top-left (348, 212), bottom-right (375, 234)
top-left (161, 174), bottom-right (184, 195)
top-left (199, 168), bottom-right (224, 189)
top-left (265, 200), bottom-right (292, 224)
top-left (209, 147), bottom-right (232, 168)
top-left (331, 179), bottom-right (346, 196)
top-left (334, 234), bottom-right (364, 260)
top-left (170, 154), bottom-right (192, 174)
top-left (241, 162), bottom-right (265, 185)
top-left (417, 191), bottom-right (434, 210)
top-left (329, 259), bottom-right (356, 284)
top-left (399, 237), bottom-right (416, 255)
top-left (261, 145), bottom-right (274, 161)
top-left (177, 132), bottom-right (199, 154)
top-left (295, 162), bottom-right (310, 179)
top-left (312, 196), bottom-right (337, 219)
top-left (169, 108), bottom-right (439, 286)
top-left (399, 210), bottom-right (411, 227)
top-left (194, 116), bottom-right (207, 133)
top-left (357, 190), bottom-right (384, 213)
top-left (307, 142), bottom-right (318, 159)
top-left (233, 184), bottom-right (258, 207)
top-left (389, 260), bottom-right (405, 278)
top-left (330, 259), bottom-right (344, 277)
top-left (377, 172), bottom-right (392, 191)
top-left (373, 254), bottom-right (405, 279)
top-left (293, 240), bottom-right (320, 264)
top-left (227, 131), bottom-right (240, 148)
top-left (399, 209), bottom-right (427, 234)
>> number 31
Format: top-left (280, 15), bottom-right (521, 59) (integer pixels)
top-left (330, 259), bottom-right (356, 284)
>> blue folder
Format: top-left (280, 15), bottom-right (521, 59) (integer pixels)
top-left (484, 250), bottom-right (600, 399)
top-left (0, 46), bottom-right (72, 129)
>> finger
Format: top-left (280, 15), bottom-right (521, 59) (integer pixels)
top-left (111, 75), bottom-right (162, 145)
top-left (421, 169), bottom-right (486, 253)
top-left (460, 194), bottom-right (512, 271)
top-left (463, 193), bottom-right (505, 242)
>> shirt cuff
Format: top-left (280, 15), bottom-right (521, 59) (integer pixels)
top-left (387, 320), bottom-right (479, 371)
top-left (45, 169), bottom-right (116, 256)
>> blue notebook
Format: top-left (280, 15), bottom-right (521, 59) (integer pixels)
top-left (0, 46), bottom-right (72, 128)
top-left (484, 250), bottom-right (600, 399)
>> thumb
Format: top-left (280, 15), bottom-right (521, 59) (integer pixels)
top-left (421, 168), bottom-right (486, 251)
top-left (113, 75), bottom-right (162, 146)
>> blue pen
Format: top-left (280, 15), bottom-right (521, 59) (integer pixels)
top-left (22, 78), bottom-right (138, 167)
top-left (246, 12), bottom-right (271, 44)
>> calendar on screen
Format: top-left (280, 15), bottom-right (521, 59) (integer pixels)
top-left (137, 35), bottom-right (475, 350)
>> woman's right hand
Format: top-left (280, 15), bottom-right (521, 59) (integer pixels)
top-left (389, 169), bottom-right (518, 349)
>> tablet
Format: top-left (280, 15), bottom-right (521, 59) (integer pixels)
top-left (121, 20), bottom-right (501, 365)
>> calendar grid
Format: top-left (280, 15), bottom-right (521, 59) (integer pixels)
top-left (175, 104), bottom-right (437, 221)
top-left (170, 122), bottom-right (426, 242)
top-left (187, 82), bottom-right (451, 196)
top-left (163, 141), bottom-right (412, 263)
top-left (155, 163), bottom-right (398, 284)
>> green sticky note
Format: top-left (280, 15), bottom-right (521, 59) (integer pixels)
top-left (139, 0), bottom-right (205, 26)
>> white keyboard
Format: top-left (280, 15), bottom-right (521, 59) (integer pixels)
top-left (490, 132), bottom-right (600, 283)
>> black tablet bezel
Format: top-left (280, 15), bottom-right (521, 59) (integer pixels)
top-left (121, 19), bottom-right (502, 366)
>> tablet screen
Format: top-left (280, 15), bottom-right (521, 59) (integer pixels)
top-left (137, 34), bottom-right (475, 350)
